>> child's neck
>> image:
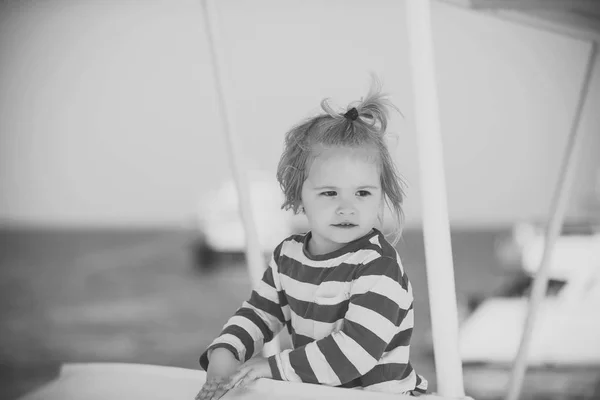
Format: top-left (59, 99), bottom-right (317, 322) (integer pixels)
top-left (307, 238), bottom-right (340, 256)
top-left (307, 228), bottom-right (375, 256)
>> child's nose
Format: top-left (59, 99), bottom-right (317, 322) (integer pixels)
top-left (336, 199), bottom-right (356, 215)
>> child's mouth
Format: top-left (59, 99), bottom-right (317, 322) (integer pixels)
top-left (332, 223), bottom-right (357, 229)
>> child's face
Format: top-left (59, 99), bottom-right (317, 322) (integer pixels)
top-left (300, 146), bottom-right (383, 255)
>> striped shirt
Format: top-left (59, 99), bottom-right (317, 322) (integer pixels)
top-left (199, 228), bottom-right (428, 394)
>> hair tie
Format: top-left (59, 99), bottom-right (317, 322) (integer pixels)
top-left (344, 107), bottom-right (359, 121)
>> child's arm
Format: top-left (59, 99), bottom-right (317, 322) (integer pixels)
top-left (195, 348), bottom-right (241, 400)
top-left (268, 256), bottom-right (412, 386)
top-left (199, 244), bottom-right (288, 370)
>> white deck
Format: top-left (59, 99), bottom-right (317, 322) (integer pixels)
top-left (18, 363), bottom-right (455, 400)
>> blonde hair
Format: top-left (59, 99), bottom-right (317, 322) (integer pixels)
top-left (276, 79), bottom-right (406, 244)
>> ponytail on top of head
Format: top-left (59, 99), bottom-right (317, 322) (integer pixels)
top-left (319, 77), bottom-right (401, 147)
top-left (276, 76), bottom-right (407, 244)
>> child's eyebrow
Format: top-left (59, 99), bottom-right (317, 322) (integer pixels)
top-left (357, 185), bottom-right (380, 190)
top-left (313, 186), bottom-right (337, 190)
top-left (312, 185), bottom-right (380, 190)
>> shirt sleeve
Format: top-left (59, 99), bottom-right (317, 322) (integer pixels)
top-left (199, 243), bottom-right (288, 370)
top-left (267, 256), bottom-right (412, 385)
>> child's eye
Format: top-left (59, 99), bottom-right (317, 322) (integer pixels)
top-left (357, 190), bottom-right (371, 197)
top-left (321, 191), bottom-right (337, 197)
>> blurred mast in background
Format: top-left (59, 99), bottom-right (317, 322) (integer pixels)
top-left (201, 0), bottom-right (280, 355)
top-left (506, 41), bottom-right (597, 400)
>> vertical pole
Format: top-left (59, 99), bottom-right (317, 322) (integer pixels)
top-left (505, 41), bottom-right (597, 400)
top-left (405, 0), bottom-right (465, 396)
top-left (200, 0), bottom-right (280, 355)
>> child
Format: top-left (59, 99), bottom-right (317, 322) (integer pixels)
top-left (196, 81), bottom-right (428, 399)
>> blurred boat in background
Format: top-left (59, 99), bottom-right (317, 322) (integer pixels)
top-left (191, 170), bottom-right (308, 266)
top-left (459, 220), bottom-right (600, 398)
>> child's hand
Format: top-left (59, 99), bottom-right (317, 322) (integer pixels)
top-left (228, 356), bottom-right (272, 389)
top-left (195, 377), bottom-right (232, 400)
top-left (195, 348), bottom-right (240, 400)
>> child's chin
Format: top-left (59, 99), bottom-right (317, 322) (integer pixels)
top-left (329, 228), bottom-right (364, 242)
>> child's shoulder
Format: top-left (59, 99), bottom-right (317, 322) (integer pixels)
top-left (279, 231), bottom-right (308, 247)
top-left (358, 231), bottom-right (407, 275)
top-left (271, 231), bottom-right (308, 256)
top-left (368, 229), bottom-right (402, 260)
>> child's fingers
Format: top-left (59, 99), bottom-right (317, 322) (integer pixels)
top-left (237, 375), bottom-right (251, 389)
top-left (195, 381), bottom-right (211, 400)
top-left (196, 385), bottom-right (218, 400)
top-left (234, 370), bottom-right (259, 389)
top-left (211, 379), bottom-right (232, 400)
top-left (194, 386), bottom-right (212, 400)
top-left (195, 378), bottom-right (230, 400)
top-left (228, 367), bottom-right (251, 389)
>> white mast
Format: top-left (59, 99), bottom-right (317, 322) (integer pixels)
top-left (405, 0), bottom-right (465, 396)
